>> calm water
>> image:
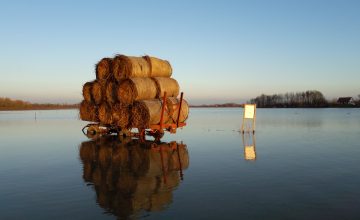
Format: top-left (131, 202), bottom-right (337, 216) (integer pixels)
top-left (1, 108), bottom-right (360, 219)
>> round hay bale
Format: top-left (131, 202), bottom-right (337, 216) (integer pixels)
top-left (105, 81), bottom-right (119, 104)
top-left (96, 57), bottom-right (113, 81)
top-left (143, 56), bottom-right (172, 77)
top-left (98, 102), bottom-right (113, 125)
top-left (113, 55), bottom-right (150, 81)
top-left (166, 97), bottom-right (189, 123)
top-left (92, 81), bottom-right (105, 105)
top-left (79, 100), bottom-right (99, 122)
top-left (132, 99), bottom-right (169, 129)
top-left (112, 103), bottom-right (131, 129)
top-left (152, 77), bottom-right (179, 98)
top-left (82, 81), bottom-right (94, 103)
top-left (118, 78), bottom-right (157, 105)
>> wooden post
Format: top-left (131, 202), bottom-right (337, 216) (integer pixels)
top-left (176, 92), bottom-right (184, 128)
top-left (159, 92), bottom-right (167, 131)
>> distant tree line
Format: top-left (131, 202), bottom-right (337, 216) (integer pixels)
top-left (249, 90), bottom-right (329, 107)
top-left (0, 97), bottom-right (78, 110)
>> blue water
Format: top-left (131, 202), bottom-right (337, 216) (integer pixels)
top-left (0, 108), bottom-right (360, 219)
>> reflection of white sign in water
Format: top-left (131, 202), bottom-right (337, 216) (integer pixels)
top-left (244, 104), bottom-right (255, 119)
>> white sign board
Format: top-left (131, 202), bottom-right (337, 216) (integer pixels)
top-left (244, 104), bottom-right (255, 119)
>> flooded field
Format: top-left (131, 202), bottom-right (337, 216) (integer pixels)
top-left (1, 108), bottom-right (360, 219)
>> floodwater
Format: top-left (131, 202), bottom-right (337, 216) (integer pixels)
top-left (1, 108), bottom-right (360, 220)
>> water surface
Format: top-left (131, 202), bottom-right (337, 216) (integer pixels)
top-left (1, 108), bottom-right (360, 219)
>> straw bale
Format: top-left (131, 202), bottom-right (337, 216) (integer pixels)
top-left (112, 103), bottom-right (131, 129)
top-left (113, 55), bottom-right (150, 81)
top-left (98, 102), bottom-right (113, 125)
top-left (132, 99), bottom-right (169, 128)
top-left (144, 56), bottom-right (172, 77)
top-left (152, 77), bottom-right (179, 98)
top-left (82, 81), bottom-right (94, 103)
top-left (92, 81), bottom-right (105, 105)
top-left (105, 81), bottom-right (119, 104)
top-left (96, 57), bottom-right (113, 81)
top-left (79, 100), bottom-right (99, 122)
top-left (118, 78), bottom-right (157, 105)
top-left (166, 97), bottom-right (189, 123)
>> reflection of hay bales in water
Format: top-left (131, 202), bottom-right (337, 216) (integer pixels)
top-left (132, 99), bottom-right (169, 128)
top-left (113, 55), bottom-right (150, 81)
top-left (98, 145), bottom-right (112, 169)
top-left (118, 78), bottom-right (157, 105)
top-left (166, 97), bottom-right (189, 123)
top-left (112, 144), bottom-right (129, 168)
top-left (96, 57), bottom-right (112, 81)
top-left (92, 81), bottom-right (104, 105)
top-left (78, 136), bottom-right (190, 219)
top-left (150, 191), bottom-right (173, 212)
top-left (152, 77), bottom-right (179, 98)
top-left (79, 100), bottom-right (98, 122)
top-left (82, 81), bottom-right (94, 103)
top-left (79, 140), bottom-right (97, 162)
top-left (83, 162), bottom-right (92, 182)
top-left (143, 55), bottom-right (172, 78)
top-left (105, 81), bottom-right (118, 104)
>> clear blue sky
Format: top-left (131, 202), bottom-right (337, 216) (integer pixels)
top-left (0, 0), bottom-right (359, 104)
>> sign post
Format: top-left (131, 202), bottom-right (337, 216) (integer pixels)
top-left (241, 104), bottom-right (256, 133)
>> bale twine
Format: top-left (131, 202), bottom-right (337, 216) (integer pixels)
top-left (92, 81), bottom-right (105, 105)
top-left (105, 81), bottom-right (119, 104)
top-left (112, 103), bottom-right (131, 129)
top-left (79, 100), bottom-right (99, 122)
top-left (166, 97), bottom-right (189, 123)
top-left (98, 102), bottom-right (113, 125)
top-left (144, 56), bottom-right (172, 77)
top-left (132, 99), bottom-right (169, 129)
top-left (152, 77), bottom-right (179, 98)
top-left (113, 55), bottom-right (150, 81)
top-left (96, 57), bottom-right (113, 81)
top-left (82, 81), bottom-right (94, 103)
top-left (118, 78), bottom-right (157, 105)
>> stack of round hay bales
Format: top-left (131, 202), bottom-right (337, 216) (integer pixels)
top-left (79, 54), bottom-right (189, 130)
top-left (78, 137), bottom-right (189, 218)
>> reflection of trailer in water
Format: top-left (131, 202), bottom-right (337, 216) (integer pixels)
top-left (82, 92), bottom-right (186, 142)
